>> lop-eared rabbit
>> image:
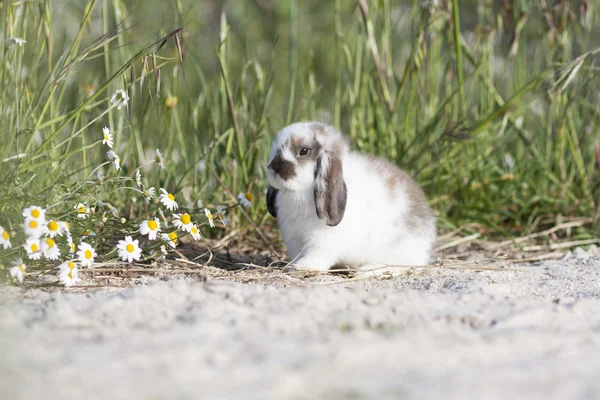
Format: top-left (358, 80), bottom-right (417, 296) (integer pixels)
top-left (266, 122), bottom-right (436, 274)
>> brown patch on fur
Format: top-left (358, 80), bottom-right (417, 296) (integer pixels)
top-left (363, 154), bottom-right (434, 233)
top-left (268, 150), bottom-right (295, 181)
top-left (290, 136), bottom-right (303, 151)
top-left (329, 136), bottom-right (347, 155)
top-left (290, 134), bottom-right (321, 166)
top-left (311, 122), bottom-right (327, 136)
top-left (314, 154), bottom-right (347, 226)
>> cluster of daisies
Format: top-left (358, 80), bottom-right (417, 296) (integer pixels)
top-left (2, 188), bottom-right (253, 287)
top-left (3, 205), bottom-right (84, 287)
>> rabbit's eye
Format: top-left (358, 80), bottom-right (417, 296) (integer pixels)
top-left (298, 148), bottom-right (311, 157)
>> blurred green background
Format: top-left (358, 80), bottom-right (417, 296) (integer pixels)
top-left (1, 0), bottom-right (599, 244)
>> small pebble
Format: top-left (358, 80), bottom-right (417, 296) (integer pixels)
top-left (573, 247), bottom-right (590, 260)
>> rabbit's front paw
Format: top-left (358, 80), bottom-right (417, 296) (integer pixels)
top-left (292, 255), bottom-right (332, 272)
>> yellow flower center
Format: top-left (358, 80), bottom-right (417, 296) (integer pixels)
top-left (104, 133), bottom-right (110, 141)
top-left (29, 220), bottom-right (38, 229)
top-left (68, 261), bottom-right (75, 269)
top-left (31, 243), bottom-right (39, 252)
top-left (68, 270), bottom-right (73, 279)
top-left (2, 231), bottom-right (9, 240)
top-left (31, 209), bottom-right (40, 218)
top-left (19, 265), bottom-right (25, 273)
top-left (180, 213), bottom-right (191, 225)
top-left (167, 193), bottom-right (174, 201)
top-left (45, 238), bottom-right (55, 248)
top-left (84, 249), bottom-right (92, 259)
top-left (78, 206), bottom-right (86, 213)
top-left (71, 243), bottom-right (76, 252)
top-left (168, 231), bottom-right (178, 242)
top-left (126, 243), bottom-right (135, 253)
top-left (191, 226), bottom-right (198, 234)
top-left (148, 220), bottom-right (158, 230)
top-left (165, 96), bottom-right (178, 108)
top-left (245, 192), bottom-right (254, 202)
top-left (48, 221), bottom-right (59, 232)
top-left (156, 155), bottom-right (163, 164)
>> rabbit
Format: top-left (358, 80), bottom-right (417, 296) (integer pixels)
top-left (265, 122), bottom-right (436, 275)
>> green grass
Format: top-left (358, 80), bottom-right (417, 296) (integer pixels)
top-left (1, 0), bottom-right (599, 281)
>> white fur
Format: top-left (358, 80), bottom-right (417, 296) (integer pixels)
top-left (267, 122), bottom-right (436, 274)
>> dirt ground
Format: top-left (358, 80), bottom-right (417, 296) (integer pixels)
top-left (1, 255), bottom-right (599, 400)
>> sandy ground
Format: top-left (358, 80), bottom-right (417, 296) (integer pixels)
top-left (1, 256), bottom-right (599, 400)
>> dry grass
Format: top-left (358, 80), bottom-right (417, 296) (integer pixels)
top-left (21, 215), bottom-right (596, 290)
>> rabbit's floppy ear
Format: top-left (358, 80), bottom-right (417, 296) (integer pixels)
top-left (266, 186), bottom-right (279, 218)
top-left (314, 150), bottom-right (347, 226)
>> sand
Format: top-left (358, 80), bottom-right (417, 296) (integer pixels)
top-left (1, 256), bottom-right (599, 400)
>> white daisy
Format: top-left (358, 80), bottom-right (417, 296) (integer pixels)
top-left (139, 218), bottom-right (161, 240)
top-left (42, 238), bottom-right (60, 260)
top-left (22, 205), bottom-right (46, 221)
top-left (67, 234), bottom-right (76, 254)
top-left (159, 188), bottom-right (178, 211)
top-left (24, 217), bottom-right (44, 238)
top-left (6, 37), bottom-right (27, 47)
top-left (216, 206), bottom-right (229, 227)
top-left (155, 149), bottom-right (165, 169)
top-left (110, 89), bottom-right (129, 110)
top-left (173, 213), bottom-right (194, 233)
top-left (0, 226), bottom-right (11, 249)
top-left (161, 231), bottom-right (178, 248)
top-left (102, 127), bottom-right (113, 148)
top-left (44, 220), bottom-right (64, 238)
top-left (145, 187), bottom-right (156, 204)
top-left (116, 236), bottom-right (142, 263)
top-left (60, 221), bottom-right (70, 233)
top-left (106, 150), bottom-right (121, 171)
top-left (23, 238), bottom-right (42, 260)
top-left (190, 224), bottom-right (201, 240)
top-left (75, 203), bottom-right (90, 219)
top-left (135, 170), bottom-right (142, 187)
top-left (10, 259), bottom-right (27, 284)
top-left (204, 208), bottom-right (215, 228)
top-left (77, 242), bottom-right (97, 267)
top-left (238, 192), bottom-right (253, 208)
top-left (58, 260), bottom-right (81, 287)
